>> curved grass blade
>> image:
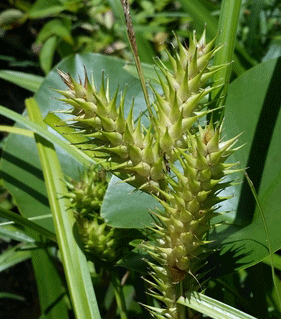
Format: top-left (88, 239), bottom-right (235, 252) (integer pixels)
top-left (0, 244), bottom-right (31, 273)
top-left (0, 125), bottom-right (34, 137)
top-left (0, 105), bottom-right (93, 167)
top-left (212, 0), bottom-right (242, 122)
top-left (0, 207), bottom-right (56, 242)
top-left (25, 97), bottom-right (101, 319)
top-left (245, 172), bottom-right (281, 309)
top-left (0, 70), bottom-right (44, 93)
top-left (177, 292), bottom-right (257, 319)
top-left (31, 249), bottom-right (69, 319)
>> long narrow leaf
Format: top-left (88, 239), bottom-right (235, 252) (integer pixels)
top-left (177, 292), bottom-right (257, 319)
top-left (0, 244), bottom-right (31, 272)
top-left (0, 125), bottom-right (34, 137)
top-left (0, 207), bottom-right (56, 242)
top-left (0, 105), bottom-right (93, 167)
top-left (31, 249), bottom-right (69, 319)
top-left (0, 70), bottom-right (44, 93)
top-left (25, 98), bottom-right (101, 319)
top-left (212, 0), bottom-right (242, 121)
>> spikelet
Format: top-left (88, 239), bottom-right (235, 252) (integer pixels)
top-left (54, 30), bottom-right (227, 194)
top-left (64, 166), bottom-right (138, 264)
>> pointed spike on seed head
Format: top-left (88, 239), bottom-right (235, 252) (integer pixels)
top-left (106, 76), bottom-right (110, 101)
top-left (170, 92), bottom-right (181, 124)
top-left (160, 127), bottom-right (174, 153)
top-left (197, 49), bottom-right (217, 72)
top-left (70, 76), bottom-right (87, 98)
top-left (99, 71), bottom-right (107, 103)
top-left (73, 98), bottom-right (97, 116)
top-left (100, 131), bottom-right (123, 146)
top-left (196, 150), bottom-right (209, 170)
top-left (143, 139), bottom-right (154, 165)
top-left (188, 47), bottom-right (199, 79)
top-left (128, 144), bottom-right (142, 165)
top-left (168, 110), bottom-right (183, 140)
top-left (130, 162), bottom-right (151, 177)
top-left (124, 122), bottom-right (134, 145)
top-left (174, 31), bottom-right (188, 68)
top-left (188, 67), bottom-right (206, 94)
top-left (175, 52), bottom-right (185, 82)
top-left (57, 68), bottom-right (74, 90)
top-left (92, 93), bottom-right (108, 117)
top-left (207, 129), bottom-right (220, 153)
top-left (195, 130), bottom-right (208, 157)
top-left (151, 85), bottom-right (170, 114)
top-left (203, 32), bottom-right (220, 55)
top-left (53, 88), bottom-right (76, 99)
top-left (116, 92), bottom-right (125, 133)
top-left (133, 116), bottom-right (143, 148)
top-left (200, 63), bottom-right (229, 85)
top-left (107, 86), bottom-right (119, 119)
top-left (165, 47), bottom-right (177, 74)
top-left (150, 157), bottom-right (164, 181)
top-left (98, 114), bottom-right (116, 132)
top-left (126, 99), bottom-right (135, 133)
top-left (198, 25), bottom-right (207, 51)
top-left (219, 133), bottom-right (242, 153)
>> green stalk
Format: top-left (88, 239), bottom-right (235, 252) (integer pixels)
top-left (111, 269), bottom-right (128, 319)
top-left (119, 0), bottom-right (152, 119)
top-left (177, 281), bottom-right (186, 319)
top-left (25, 98), bottom-right (102, 319)
top-left (211, 0), bottom-right (242, 122)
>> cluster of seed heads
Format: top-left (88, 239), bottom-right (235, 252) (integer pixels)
top-left (64, 167), bottom-right (137, 264)
top-left (55, 29), bottom-right (240, 319)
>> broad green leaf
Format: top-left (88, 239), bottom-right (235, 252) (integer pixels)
top-left (40, 35), bottom-right (58, 74)
top-left (177, 293), bottom-right (256, 319)
top-left (31, 249), bottom-right (69, 319)
top-left (28, 0), bottom-right (65, 18)
top-left (0, 9), bottom-right (25, 29)
top-left (101, 175), bottom-right (157, 228)
top-left (0, 70), bottom-right (44, 93)
top-left (209, 56), bottom-right (281, 273)
top-left (263, 254), bottom-right (281, 271)
top-left (36, 19), bottom-right (74, 45)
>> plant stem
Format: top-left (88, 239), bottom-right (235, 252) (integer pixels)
top-left (111, 269), bottom-right (128, 319)
top-left (176, 281), bottom-right (186, 319)
top-left (211, 0), bottom-right (242, 122)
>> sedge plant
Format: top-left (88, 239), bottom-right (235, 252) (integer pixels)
top-left (51, 13), bottom-right (242, 317)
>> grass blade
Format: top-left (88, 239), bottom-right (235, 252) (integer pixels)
top-left (0, 105), bottom-right (93, 167)
top-left (177, 292), bottom-right (257, 319)
top-left (245, 172), bottom-right (281, 310)
top-left (212, 0), bottom-right (242, 121)
top-left (0, 244), bottom-right (31, 272)
top-left (0, 70), bottom-right (44, 93)
top-left (0, 207), bottom-right (56, 242)
top-left (0, 125), bottom-right (34, 137)
top-left (31, 249), bottom-right (69, 319)
top-left (25, 97), bottom-right (101, 319)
